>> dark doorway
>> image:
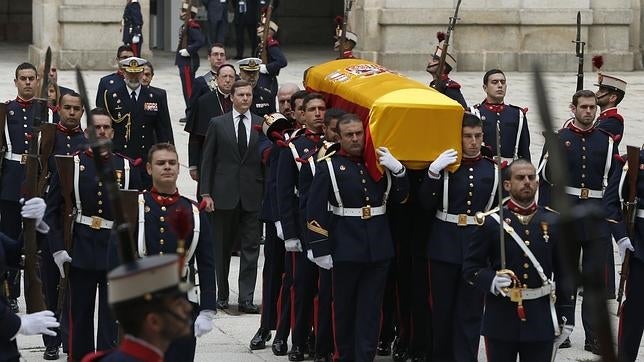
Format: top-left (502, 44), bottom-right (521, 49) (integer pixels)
top-left (0, 0), bottom-right (32, 42)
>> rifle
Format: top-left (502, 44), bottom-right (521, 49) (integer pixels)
top-left (37, 123), bottom-right (57, 195)
top-left (54, 155), bottom-right (75, 316)
top-left (257, 0), bottom-right (274, 64)
top-left (434, 0), bottom-right (462, 83)
top-left (22, 46), bottom-right (52, 313)
top-left (572, 11), bottom-right (585, 92)
top-left (338, 0), bottom-right (354, 59)
top-left (75, 68), bottom-right (138, 265)
top-left (0, 102), bottom-right (6, 177)
top-left (616, 145), bottom-right (639, 315)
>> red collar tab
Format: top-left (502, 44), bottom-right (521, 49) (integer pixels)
top-left (150, 187), bottom-right (180, 206)
top-left (483, 101), bottom-right (505, 113)
top-left (507, 198), bottom-right (537, 216)
top-left (56, 122), bottom-right (83, 136)
top-left (305, 130), bottom-right (323, 143)
top-left (599, 107), bottom-right (624, 123)
top-left (342, 50), bottom-right (354, 58)
top-left (461, 153), bottom-right (482, 164)
top-left (15, 97), bottom-right (33, 108)
top-left (338, 148), bottom-right (363, 163)
top-left (566, 122), bottom-right (595, 136)
top-left (119, 336), bottom-right (163, 362)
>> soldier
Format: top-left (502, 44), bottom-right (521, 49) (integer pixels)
top-left (176, 1), bottom-right (206, 112)
top-left (186, 64), bottom-right (235, 186)
top-left (290, 90), bottom-right (308, 127)
top-left (184, 43), bottom-right (228, 124)
top-left (1, 62), bottom-right (40, 313)
top-left (121, 0), bottom-right (143, 57)
top-left (46, 108), bottom-right (142, 361)
top-left (333, 22), bottom-right (358, 59)
top-left (306, 113), bottom-right (410, 362)
top-left (426, 32), bottom-right (467, 108)
top-left (418, 113), bottom-right (498, 361)
top-left (0, 198), bottom-right (60, 362)
top-left (237, 57), bottom-right (276, 118)
top-left (277, 83), bottom-right (300, 120)
top-left (463, 159), bottom-right (575, 361)
top-left (605, 147), bottom-right (643, 361)
top-left (471, 69), bottom-right (530, 162)
top-left (594, 73), bottom-right (627, 146)
top-left (203, 0), bottom-right (228, 46)
top-left (136, 143), bottom-right (216, 361)
top-left (233, 0), bottom-right (260, 59)
top-left (538, 89), bottom-right (618, 354)
top-left (81, 255), bottom-right (194, 362)
top-left (102, 57), bottom-right (174, 189)
top-left (95, 45), bottom-right (134, 109)
top-left (256, 20), bottom-right (288, 100)
top-left (141, 62), bottom-right (154, 87)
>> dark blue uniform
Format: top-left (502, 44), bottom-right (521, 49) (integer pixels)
top-left (595, 107), bottom-right (623, 148)
top-left (257, 37), bottom-right (287, 101)
top-left (538, 122), bottom-right (618, 346)
top-left (81, 335), bottom-right (164, 362)
top-left (430, 78), bottom-right (467, 108)
top-left (604, 149), bottom-right (644, 361)
top-left (233, 0), bottom-right (259, 59)
top-left (306, 151), bottom-right (409, 362)
top-left (463, 203), bottom-right (575, 362)
top-left (252, 84), bottom-right (275, 118)
top-left (203, 0), bottom-right (228, 45)
top-left (176, 19), bottom-right (206, 107)
top-left (0, 232), bottom-right (22, 362)
top-left (102, 84), bottom-right (174, 189)
top-left (46, 150), bottom-right (141, 362)
top-left (122, 1), bottom-right (143, 57)
top-left (137, 191), bottom-right (215, 362)
top-left (95, 73), bottom-right (125, 110)
top-left (418, 155), bottom-right (497, 361)
top-left (472, 102), bottom-right (530, 162)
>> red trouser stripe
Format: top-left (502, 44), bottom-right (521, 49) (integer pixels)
top-left (182, 65), bottom-right (193, 99)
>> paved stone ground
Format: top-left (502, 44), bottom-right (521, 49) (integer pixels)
top-left (1, 41), bottom-right (643, 361)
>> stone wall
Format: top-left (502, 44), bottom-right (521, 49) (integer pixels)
top-left (352, 0), bottom-right (643, 71)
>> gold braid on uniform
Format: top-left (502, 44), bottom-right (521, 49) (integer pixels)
top-left (307, 220), bottom-right (328, 237)
top-left (103, 89), bottom-right (132, 141)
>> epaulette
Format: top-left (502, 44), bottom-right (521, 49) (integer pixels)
top-left (508, 104), bottom-right (528, 114)
top-left (115, 152), bottom-right (143, 167)
top-left (544, 206), bottom-right (559, 214)
top-left (474, 206), bottom-right (500, 225)
top-left (446, 79), bottom-right (461, 89)
top-left (187, 19), bottom-right (200, 29)
top-left (595, 127), bottom-right (618, 141)
top-left (267, 37), bottom-right (279, 47)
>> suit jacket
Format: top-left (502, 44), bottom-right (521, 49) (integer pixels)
top-left (200, 111), bottom-right (264, 211)
top-left (204, 0), bottom-right (228, 22)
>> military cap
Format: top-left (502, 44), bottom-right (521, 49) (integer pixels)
top-left (262, 112), bottom-right (291, 141)
top-left (595, 73), bottom-right (627, 93)
top-left (433, 42), bottom-right (457, 70)
top-left (108, 254), bottom-right (190, 305)
top-left (181, 2), bottom-right (198, 14)
top-left (237, 57), bottom-right (262, 72)
top-left (119, 57), bottom-right (147, 73)
top-left (257, 21), bottom-right (279, 36)
top-left (334, 31), bottom-right (358, 50)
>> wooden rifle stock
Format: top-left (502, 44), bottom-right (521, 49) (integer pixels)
top-left (338, 1), bottom-right (352, 59)
top-left (54, 155), bottom-right (75, 316)
top-left (37, 123), bottom-right (57, 195)
top-left (616, 145), bottom-right (640, 315)
top-left (257, 0), bottom-right (274, 64)
top-left (434, 0), bottom-right (462, 87)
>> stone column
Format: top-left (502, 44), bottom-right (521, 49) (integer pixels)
top-left (29, 0), bottom-right (152, 71)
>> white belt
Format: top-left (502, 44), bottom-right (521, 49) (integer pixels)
top-left (76, 215), bottom-right (114, 230)
top-left (3, 152), bottom-right (27, 163)
top-left (435, 210), bottom-right (479, 226)
top-left (636, 209), bottom-right (644, 219)
top-left (330, 205), bottom-right (386, 219)
top-left (564, 186), bottom-right (603, 199)
top-left (516, 283), bottom-right (555, 300)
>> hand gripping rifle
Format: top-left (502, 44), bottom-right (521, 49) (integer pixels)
top-left (22, 47), bottom-right (52, 313)
top-left (616, 145), bottom-right (639, 315)
top-left (533, 65), bottom-right (616, 361)
top-left (257, 0), bottom-right (274, 64)
top-left (433, 0), bottom-right (462, 84)
top-left (75, 68), bottom-right (138, 265)
top-left (338, 0), bottom-right (354, 59)
top-left (573, 11), bottom-right (585, 92)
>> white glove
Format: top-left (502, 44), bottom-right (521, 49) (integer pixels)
top-left (490, 274), bottom-right (512, 296)
top-left (307, 249), bottom-right (315, 262)
top-left (259, 64), bottom-right (268, 74)
top-left (52, 250), bottom-right (72, 278)
top-left (194, 310), bottom-right (215, 337)
top-left (617, 237), bottom-right (635, 261)
top-left (284, 238), bottom-right (303, 252)
top-left (275, 221), bottom-right (284, 240)
top-left (132, 35), bottom-right (140, 44)
top-left (313, 255), bottom-right (333, 270)
top-left (554, 324), bottom-right (573, 347)
top-left (179, 48), bottom-right (190, 57)
top-left (18, 310), bottom-right (59, 337)
top-left (428, 149), bottom-right (458, 177)
top-left (376, 147), bottom-right (405, 177)
top-left (21, 197), bottom-right (49, 233)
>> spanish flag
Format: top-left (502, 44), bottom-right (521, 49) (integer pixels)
top-left (304, 59), bottom-right (465, 181)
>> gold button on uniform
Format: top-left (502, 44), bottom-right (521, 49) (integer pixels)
top-left (161, 206), bottom-right (166, 211)
top-left (523, 274), bottom-right (529, 279)
top-left (160, 227), bottom-right (165, 233)
top-left (160, 217), bottom-right (165, 222)
top-left (524, 240), bottom-right (530, 246)
top-left (523, 263), bottom-right (529, 268)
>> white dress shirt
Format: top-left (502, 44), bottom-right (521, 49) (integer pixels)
top-left (232, 108), bottom-right (251, 145)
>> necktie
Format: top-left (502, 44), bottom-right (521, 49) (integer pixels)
top-left (131, 90), bottom-right (136, 103)
top-left (237, 114), bottom-right (247, 156)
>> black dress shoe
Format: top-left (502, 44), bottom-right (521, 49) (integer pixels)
top-left (313, 353), bottom-right (332, 362)
top-left (377, 340), bottom-right (392, 356)
top-left (584, 338), bottom-right (601, 355)
top-left (288, 345), bottom-right (306, 361)
top-left (249, 327), bottom-right (272, 350)
top-left (179, 117), bottom-right (187, 123)
top-left (392, 337), bottom-right (409, 362)
top-left (239, 302), bottom-right (260, 314)
top-left (410, 354), bottom-right (427, 362)
top-left (558, 337), bottom-right (571, 349)
top-left (43, 346), bottom-right (60, 360)
top-left (272, 339), bottom-right (288, 356)
top-left (216, 300), bottom-right (229, 310)
top-left (307, 331), bottom-right (316, 357)
top-left (8, 298), bottom-right (18, 313)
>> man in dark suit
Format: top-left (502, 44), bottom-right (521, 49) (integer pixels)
top-left (233, 0), bottom-right (259, 59)
top-left (203, 0), bottom-right (228, 46)
top-left (200, 79), bottom-right (264, 314)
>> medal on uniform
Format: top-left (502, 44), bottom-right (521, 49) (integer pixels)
top-left (541, 221), bottom-right (549, 242)
top-left (144, 102), bottom-right (158, 111)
